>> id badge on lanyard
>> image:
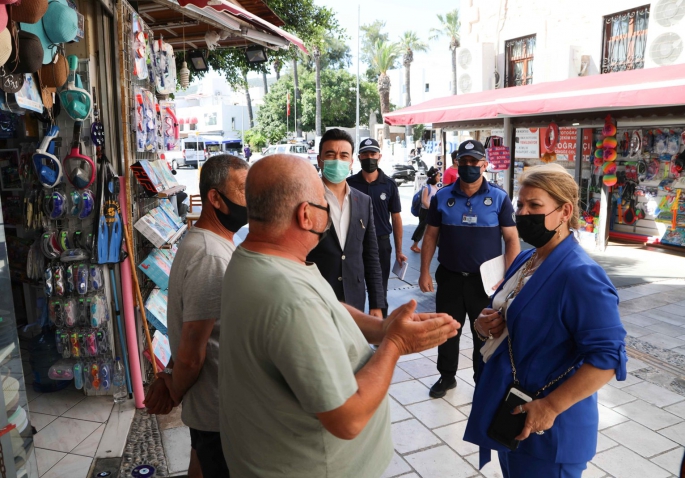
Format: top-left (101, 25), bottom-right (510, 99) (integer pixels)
top-left (462, 198), bottom-right (477, 225)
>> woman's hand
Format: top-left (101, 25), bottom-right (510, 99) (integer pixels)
top-left (512, 397), bottom-right (560, 440)
top-left (475, 308), bottom-right (506, 339)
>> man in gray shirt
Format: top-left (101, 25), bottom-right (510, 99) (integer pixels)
top-left (147, 154), bottom-right (248, 478)
top-left (219, 155), bottom-right (459, 477)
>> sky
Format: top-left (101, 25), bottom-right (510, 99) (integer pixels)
top-left (313, 0), bottom-right (459, 70)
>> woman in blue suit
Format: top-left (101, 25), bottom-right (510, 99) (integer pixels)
top-left (464, 163), bottom-right (627, 477)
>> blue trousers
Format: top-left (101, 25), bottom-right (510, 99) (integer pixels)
top-left (498, 450), bottom-right (586, 478)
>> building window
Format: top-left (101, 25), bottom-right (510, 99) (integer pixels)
top-left (601, 5), bottom-right (649, 73)
top-left (425, 83), bottom-right (430, 92)
top-left (204, 112), bottom-right (217, 126)
top-left (231, 117), bottom-right (236, 130)
top-left (190, 123), bottom-right (197, 131)
top-left (505, 34), bottom-right (536, 87)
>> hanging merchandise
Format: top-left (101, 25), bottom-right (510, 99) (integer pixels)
top-left (32, 125), bottom-right (62, 187)
top-left (19, 0), bottom-right (78, 65)
top-left (134, 87), bottom-right (156, 152)
top-left (59, 55), bottom-right (92, 121)
top-left (63, 121), bottom-right (95, 190)
top-left (152, 38), bottom-right (176, 95)
top-left (131, 13), bottom-right (149, 80)
top-left (160, 101), bottom-right (179, 151)
top-left (602, 116), bottom-right (618, 187)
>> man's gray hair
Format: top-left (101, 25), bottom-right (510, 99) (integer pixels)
top-left (246, 171), bottom-right (319, 228)
top-left (199, 154), bottom-right (249, 203)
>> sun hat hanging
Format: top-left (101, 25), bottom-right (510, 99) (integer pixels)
top-left (9, 0), bottom-right (47, 24)
top-left (20, 0), bottom-right (78, 64)
top-left (39, 52), bottom-right (67, 87)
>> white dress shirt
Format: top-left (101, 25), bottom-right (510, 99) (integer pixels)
top-left (324, 182), bottom-right (351, 250)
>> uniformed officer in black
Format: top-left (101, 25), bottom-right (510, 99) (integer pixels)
top-left (419, 139), bottom-right (520, 399)
top-left (348, 138), bottom-right (408, 317)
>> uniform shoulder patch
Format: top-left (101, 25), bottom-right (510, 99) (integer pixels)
top-left (484, 197), bottom-right (493, 206)
top-left (380, 192), bottom-right (387, 200)
top-left (447, 198), bottom-right (455, 207)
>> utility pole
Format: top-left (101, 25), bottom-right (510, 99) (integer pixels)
top-left (355, 4), bottom-right (360, 154)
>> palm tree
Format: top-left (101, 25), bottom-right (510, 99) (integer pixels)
top-left (429, 10), bottom-right (460, 95)
top-left (398, 31), bottom-right (428, 141)
top-left (370, 40), bottom-right (400, 143)
top-left (273, 58), bottom-right (282, 80)
top-left (242, 70), bottom-right (254, 128)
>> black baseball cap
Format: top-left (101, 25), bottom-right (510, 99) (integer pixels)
top-left (456, 140), bottom-right (486, 159)
top-left (358, 138), bottom-right (381, 154)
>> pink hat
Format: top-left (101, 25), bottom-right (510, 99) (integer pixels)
top-left (0, 5), bottom-right (6, 32)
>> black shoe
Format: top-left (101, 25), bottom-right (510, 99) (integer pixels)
top-left (429, 376), bottom-right (457, 398)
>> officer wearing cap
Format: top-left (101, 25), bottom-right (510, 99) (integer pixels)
top-left (348, 138), bottom-right (407, 317)
top-left (419, 139), bottom-right (520, 399)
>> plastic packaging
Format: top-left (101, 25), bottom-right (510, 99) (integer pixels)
top-left (74, 362), bottom-right (84, 389)
top-left (113, 357), bottom-right (127, 403)
top-left (48, 360), bottom-right (74, 380)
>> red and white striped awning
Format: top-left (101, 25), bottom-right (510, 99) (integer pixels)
top-left (384, 63), bottom-right (685, 126)
top-left (178, 0), bottom-right (307, 53)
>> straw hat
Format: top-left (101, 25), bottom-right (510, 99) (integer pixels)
top-left (5, 30), bottom-right (43, 73)
top-left (39, 52), bottom-right (67, 87)
top-left (9, 0), bottom-right (47, 24)
top-left (0, 28), bottom-right (10, 66)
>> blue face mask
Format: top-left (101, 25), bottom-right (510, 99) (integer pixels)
top-left (322, 160), bottom-right (351, 184)
top-left (458, 165), bottom-right (483, 184)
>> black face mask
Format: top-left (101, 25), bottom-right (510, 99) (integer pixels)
top-left (307, 202), bottom-right (332, 243)
top-left (360, 158), bottom-right (379, 173)
top-left (458, 165), bottom-right (483, 183)
top-left (214, 190), bottom-right (248, 233)
top-left (515, 205), bottom-right (563, 248)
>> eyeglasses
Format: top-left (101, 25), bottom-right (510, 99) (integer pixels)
top-left (457, 158), bottom-right (485, 167)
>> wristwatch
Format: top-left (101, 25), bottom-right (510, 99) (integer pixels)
top-left (162, 367), bottom-right (172, 375)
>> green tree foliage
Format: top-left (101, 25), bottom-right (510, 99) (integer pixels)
top-left (429, 10), bottom-right (461, 95)
top-left (360, 20), bottom-right (397, 83)
top-left (244, 129), bottom-right (267, 149)
top-left (255, 69), bottom-right (380, 144)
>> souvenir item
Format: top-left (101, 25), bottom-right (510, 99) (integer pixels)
top-left (63, 121), bottom-right (95, 189)
top-left (20, 0), bottom-right (78, 64)
top-left (10, 0), bottom-right (47, 24)
top-left (134, 87), bottom-right (156, 152)
top-left (131, 13), bottom-right (149, 80)
top-left (152, 39), bottom-right (176, 95)
top-left (59, 55), bottom-right (92, 120)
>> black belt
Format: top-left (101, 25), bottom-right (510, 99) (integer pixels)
top-left (377, 234), bottom-right (390, 240)
top-left (441, 265), bottom-right (480, 277)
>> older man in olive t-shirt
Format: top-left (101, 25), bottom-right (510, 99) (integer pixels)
top-left (218, 155), bottom-right (458, 478)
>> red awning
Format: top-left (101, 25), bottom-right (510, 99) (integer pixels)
top-left (384, 64), bottom-right (685, 126)
top-left (178, 0), bottom-right (307, 53)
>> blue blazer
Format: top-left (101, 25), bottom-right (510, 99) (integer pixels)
top-left (464, 235), bottom-right (627, 469)
top-left (307, 187), bottom-right (385, 311)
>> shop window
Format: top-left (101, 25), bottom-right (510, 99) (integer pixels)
top-left (505, 34), bottom-right (536, 87)
top-left (205, 112), bottom-right (217, 126)
top-left (601, 5), bottom-right (649, 73)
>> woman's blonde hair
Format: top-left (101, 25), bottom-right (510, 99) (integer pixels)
top-left (518, 163), bottom-right (580, 230)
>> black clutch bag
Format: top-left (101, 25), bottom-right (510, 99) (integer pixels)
top-left (487, 383), bottom-right (534, 451)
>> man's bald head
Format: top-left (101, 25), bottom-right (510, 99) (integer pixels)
top-left (246, 154), bottom-right (322, 233)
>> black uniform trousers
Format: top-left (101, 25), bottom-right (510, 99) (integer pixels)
top-left (435, 265), bottom-right (490, 381)
top-left (377, 234), bottom-right (392, 317)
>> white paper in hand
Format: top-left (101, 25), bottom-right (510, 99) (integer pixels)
top-left (392, 258), bottom-right (409, 281)
top-left (480, 255), bottom-right (506, 296)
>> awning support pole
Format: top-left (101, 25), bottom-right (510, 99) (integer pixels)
top-left (503, 117), bottom-right (513, 197)
top-left (598, 184), bottom-right (610, 252)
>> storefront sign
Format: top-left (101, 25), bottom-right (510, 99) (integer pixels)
top-left (486, 146), bottom-right (511, 171)
top-left (491, 128), bottom-right (540, 159)
top-left (538, 127), bottom-right (593, 161)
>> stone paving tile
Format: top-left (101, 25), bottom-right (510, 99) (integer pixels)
top-left (380, 452), bottom-right (412, 478)
top-left (464, 452), bottom-right (504, 478)
top-left (646, 322), bottom-right (685, 337)
top-left (625, 356), bottom-right (649, 372)
top-left (665, 400), bottom-right (685, 419)
top-left (602, 421), bottom-right (678, 458)
top-left (596, 432), bottom-right (618, 452)
top-left (389, 397), bottom-right (413, 423)
top-left (391, 419), bottom-right (442, 454)
top-left (583, 462), bottom-right (608, 478)
top-left (406, 399), bottom-right (467, 429)
top-left (639, 332), bottom-right (685, 350)
top-left (640, 308), bottom-right (685, 326)
top-left (399, 357), bottom-right (441, 379)
top-left (597, 384), bottom-right (638, 408)
top-left (389, 380), bottom-right (431, 405)
top-left (456, 369), bottom-right (476, 388)
top-left (392, 367), bottom-right (413, 384)
top-left (418, 375), bottom-right (475, 407)
top-left (614, 399), bottom-right (683, 431)
top-left (404, 446), bottom-right (478, 478)
top-left (622, 322), bottom-right (652, 338)
top-left (623, 296), bottom-right (674, 313)
top-left (420, 346), bottom-right (438, 357)
top-left (656, 304), bottom-right (685, 318)
top-left (658, 421), bottom-right (685, 446)
top-left (609, 372), bottom-right (643, 389)
top-left (621, 313), bottom-right (662, 327)
top-left (592, 446), bottom-right (671, 478)
top-left (649, 447), bottom-right (685, 476)
top-left (398, 353), bottom-right (425, 363)
top-left (622, 381), bottom-right (685, 407)
top-left (433, 421), bottom-right (479, 456)
top-left (598, 404), bottom-right (630, 430)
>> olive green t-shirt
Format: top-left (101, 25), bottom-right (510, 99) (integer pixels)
top-left (219, 247), bottom-right (393, 478)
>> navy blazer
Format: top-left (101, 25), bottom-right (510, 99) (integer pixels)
top-left (307, 187), bottom-right (385, 311)
top-left (464, 235), bottom-right (627, 470)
